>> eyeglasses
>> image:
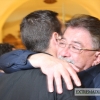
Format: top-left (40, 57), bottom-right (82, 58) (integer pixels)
top-left (57, 38), bottom-right (99, 54)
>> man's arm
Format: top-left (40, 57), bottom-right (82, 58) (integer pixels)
top-left (0, 50), bottom-right (81, 93)
top-left (0, 50), bottom-right (35, 73)
top-left (28, 53), bottom-right (81, 93)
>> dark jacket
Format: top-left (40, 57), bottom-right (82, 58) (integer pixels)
top-left (0, 69), bottom-right (88, 100)
top-left (78, 64), bottom-right (100, 100)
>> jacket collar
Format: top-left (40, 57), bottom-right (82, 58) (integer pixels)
top-left (78, 64), bottom-right (100, 87)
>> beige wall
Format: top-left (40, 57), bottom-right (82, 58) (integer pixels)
top-left (0, 0), bottom-right (100, 42)
top-left (0, 0), bottom-right (28, 42)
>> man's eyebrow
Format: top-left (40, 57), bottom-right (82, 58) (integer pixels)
top-left (62, 37), bottom-right (83, 46)
top-left (72, 41), bottom-right (83, 46)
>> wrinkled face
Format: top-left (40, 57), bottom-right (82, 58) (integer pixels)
top-left (57, 27), bottom-right (97, 72)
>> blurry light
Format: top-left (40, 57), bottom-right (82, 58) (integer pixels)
top-left (44, 0), bottom-right (57, 4)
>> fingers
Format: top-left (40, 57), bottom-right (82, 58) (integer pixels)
top-left (54, 71), bottom-right (62, 94)
top-left (54, 63), bottom-right (75, 93)
top-left (47, 75), bottom-right (54, 92)
top-left (46, 62), bottom-right (80, 94)
top-left (47, 71), bottom-right (63, 94)
top-left (59, 67), bottom-right (73, 90)
top-left (65, 64), bottom-right (81, 87)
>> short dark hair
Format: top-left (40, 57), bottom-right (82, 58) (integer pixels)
top-left (20, 10), bottom-right (62, 52)
top-left (0, 43), bottom-right (15, 56)
top-left (65, 14), bottom-right (100, 50)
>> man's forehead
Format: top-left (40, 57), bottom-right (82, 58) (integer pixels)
top-left (63, 27), bottom-right (92, 38)
top-left (62, 27), bottom-right (93, 47)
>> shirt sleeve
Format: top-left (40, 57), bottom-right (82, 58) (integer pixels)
top-left (0, 49), bottom-right (36, 73)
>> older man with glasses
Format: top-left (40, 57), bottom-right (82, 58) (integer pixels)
top-left (57, 36), bottom-right (99, 72)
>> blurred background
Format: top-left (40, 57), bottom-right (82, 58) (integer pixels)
top-left (0, 0), bottom-right (100, 49)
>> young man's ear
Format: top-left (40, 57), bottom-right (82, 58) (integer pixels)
top-left (92, 51), bottom-right (100, 66)
top-left (52, 32), bottom-right (61, 44)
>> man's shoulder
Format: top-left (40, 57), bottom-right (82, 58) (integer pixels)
top-left (78, 64), bottom-right (100, 88)
top-left (0, 69), bottom-right (47, 91)
top-left (0, 69), bottom-right (46, 82)
top-left (0, 69), bottom-right (51, 100)
top-left (0, 69), bottom-right (89, 100)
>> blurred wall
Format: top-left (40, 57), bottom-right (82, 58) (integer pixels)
top-left (0, 0), bottom-right (100, 48)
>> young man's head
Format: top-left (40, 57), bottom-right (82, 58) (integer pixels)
top-left (20, 10), bottom-right (62, 56)
top-left (58, 14), bottom-right (100, 72)
top-left (0, 43), bottom-right (15, 56)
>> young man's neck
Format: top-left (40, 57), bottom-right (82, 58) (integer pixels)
top-left (45, 49), bottom-right (57, 57)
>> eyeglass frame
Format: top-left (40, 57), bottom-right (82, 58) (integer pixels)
top-left (56, 38), bottom-right (99, 53)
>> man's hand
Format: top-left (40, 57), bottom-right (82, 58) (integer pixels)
top-left (28, 53), bottom-right (81, 94)
top-left (0, 70), bottom-right (4, 73)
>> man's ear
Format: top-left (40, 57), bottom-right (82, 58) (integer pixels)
top-left (92, 51), bottom-right (100, 66)
top-left (52, 32), bottom-right (61, 44)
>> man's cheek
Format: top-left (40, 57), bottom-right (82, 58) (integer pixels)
top-left (57, 48), bottom-right (64, 56)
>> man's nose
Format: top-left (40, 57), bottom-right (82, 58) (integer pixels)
top-left (60, 46), bottom-right (71, 57)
